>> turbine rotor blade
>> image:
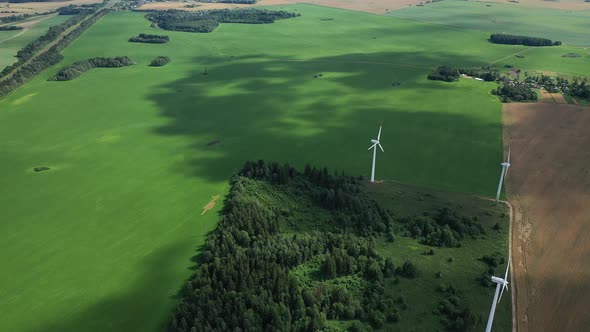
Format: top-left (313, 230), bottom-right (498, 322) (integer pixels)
top-left (507, 147), bottom-right (511, 163)
top-left (378, 143), bottom-right (384, 152)
top-left (368, 143), bottom-right (377, 150)
top-left (377, 125), bottom-right (382, 141)
top-left (499, 257), bottom-right (511, 302)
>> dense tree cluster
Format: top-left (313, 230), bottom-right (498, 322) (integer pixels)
top-left (434, 284), bottom-right (479, 331)
top-left (568, 78), bottom-right (590, 99)
top-left (150, 56), bottom-right (171, 67)
top-left (0, 9), bottom-right (110, 97)
top-left (400, 208), bottom-right (485, 247)
top-left (489, 33), bottom-right (560, 46)
top-left (128, 33), bottom-right (170, 43)
top-left (169, 161), bottom-right (414, 331)
top-left (49, 56), bottom-right (134, 81)
top-left (240, 160), bottom-right (393, 236)
top-left (427, 66), bottom-right (460, 82)
top-left (492, 82), bottom-right (538, 102)
top-left (0, 25), bottom-right (23, 31)
top-left (146, 9), bottom-right (300, 33)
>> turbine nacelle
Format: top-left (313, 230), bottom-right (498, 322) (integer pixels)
top-left (501, 162), bottom-right (510, 168)
top-left (371, 139), bottom-right (379, 144)
top-left (491, 276), bottom-right (508, 285)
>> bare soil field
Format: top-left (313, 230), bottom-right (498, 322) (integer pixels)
top-left (0, 0), bottom-right (101, 18)
top-left (139, 0), bottom-right (425, 14)
top-left (503, 102), bottom-right (590, 332)
top-left (539, 89), bottom-right (568, 104)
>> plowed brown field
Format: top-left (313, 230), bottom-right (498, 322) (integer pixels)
top-left (503, 103), bottom-right (590, 331)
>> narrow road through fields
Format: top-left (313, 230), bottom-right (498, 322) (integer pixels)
top-left (487, 48), bottom-right (532, 66)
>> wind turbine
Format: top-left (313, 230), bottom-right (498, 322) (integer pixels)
top-left (368, 125), bottom-right (384, 183)
top-left (495, 147), bottom-right (511, 203)
top-left (485, 258), bottom-right (510, 332)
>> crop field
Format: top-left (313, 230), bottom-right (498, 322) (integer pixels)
top-left (1, 2), bottom-right (587, 331)
top-left (0, 14), bottom-right (69, 69)
top-left (390, 0), bottom-right (590, 46)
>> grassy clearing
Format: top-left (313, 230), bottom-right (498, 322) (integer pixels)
top-left (0, 3), bottom-right (573, 331)
top-left (390, 0), bottom-right (590, 46)
top-left (0, 14), bottom-right (69, 69)
top-left (367, 181), bottom-right (511, 331)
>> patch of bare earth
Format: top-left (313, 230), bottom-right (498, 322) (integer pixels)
top-left (139, 0), bottom-right (427, 14)
top-left (503, 102), bottom-right (590, 332)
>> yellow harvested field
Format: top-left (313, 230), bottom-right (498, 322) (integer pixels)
top-left (0, 0), bottom-right (102, 18)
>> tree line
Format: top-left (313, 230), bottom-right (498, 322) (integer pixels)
top-left (492, 82), bottom-right (538, 102)
top-left (0, 25), bottom-right (23, 31)
top-left (128, 33), bottom-right (170, 44)
top-left (146, 9), bottom-right (300, 33)
top-left (489, 33), bottom-right (561, 46)
top-left (199, 0), bottom-right (257, 3)
top-left (0, 9), bottom-right (110, 98)
top-left (1, 13), bottom-right (90, 79)
top-left (49, 56), bottom-right (134, 81)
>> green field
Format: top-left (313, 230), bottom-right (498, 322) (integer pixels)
top-left (0, 15), bottom-right (70, 70)
top-left (390, 0), bottom-right (590, 46)
top-left (0, 3), bottom-right (575, 331)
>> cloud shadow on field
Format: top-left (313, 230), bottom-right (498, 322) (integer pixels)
top-left (147, 50), bottom-right (503, 196)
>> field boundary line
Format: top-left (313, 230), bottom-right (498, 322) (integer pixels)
top-left (487, 48), bottom-right (532, 66)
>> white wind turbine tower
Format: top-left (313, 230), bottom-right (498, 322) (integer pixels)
top-left (495, 147), bottom-right (511, 203)
top-left (368, 125), bottom-right (384, 183)
top-left (485, 258), bottom-right (511, 332)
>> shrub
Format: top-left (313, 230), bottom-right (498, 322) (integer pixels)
top-left (150, 56), bottom-right (171, 67)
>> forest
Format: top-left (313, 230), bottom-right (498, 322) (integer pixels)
top-left (49, 56), bottom-right (134, 81)
top-left (168, 161), bottom-right (487, 332)
top-left (0, 9), bottom-right (110, 97)
top-left (129, 33), bottom-right (170, 43)
top-left (489, 33), bottom-right (560, 46)
top-left (146, 9), bottom-right (300, 33)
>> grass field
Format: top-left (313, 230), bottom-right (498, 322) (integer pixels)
top-left (0, 3), bottom-right (577, 331)
top-left (390, 0), bottom-right (590, 46)
top-left (0, 14), bottom-right (69, 69)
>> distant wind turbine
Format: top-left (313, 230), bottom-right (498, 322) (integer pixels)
top-left (495, 147), bottom-right (511, 203)
top-left (485, 257), bottom-right (510, 332)
top-left (368, 125), bottom-right (384, 183)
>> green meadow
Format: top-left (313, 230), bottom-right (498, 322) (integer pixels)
top-left (0, 15), bottom-right (70, 69)
top-left (390, 0), bottom-right (590, 46)
top-left (3, 3), bottom-right (584, 330)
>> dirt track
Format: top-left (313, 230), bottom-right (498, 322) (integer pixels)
top-left (503, 102), bottom-right (590, 331)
